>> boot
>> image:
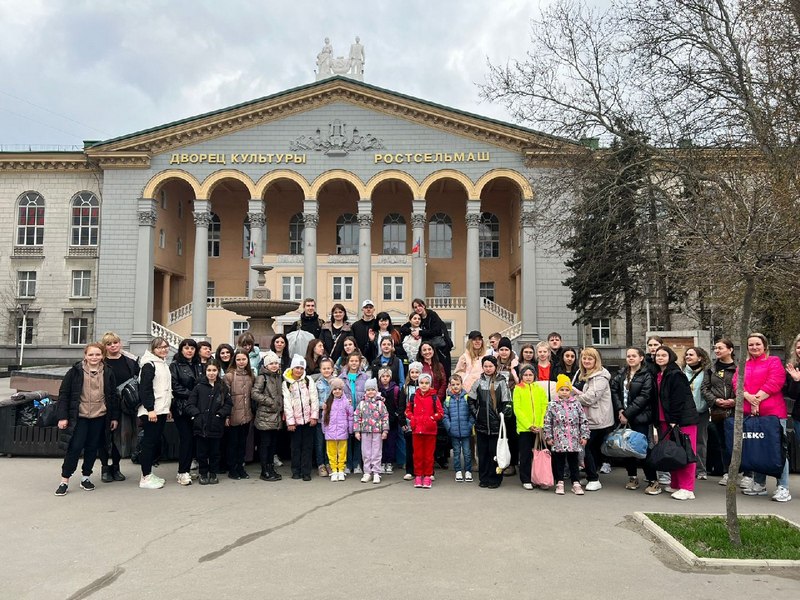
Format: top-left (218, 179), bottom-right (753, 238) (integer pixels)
top-left (237, 465), bottom-right (250, 479)
top-left (101, 466), bottom-right (113, 483)
top-left (260, 466), bottom-right (270, 482)
top-left (268, 465), bottom-right (282, 481)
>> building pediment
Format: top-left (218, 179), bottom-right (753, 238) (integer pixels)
top-left (85, 77), bottom-right (578, 162)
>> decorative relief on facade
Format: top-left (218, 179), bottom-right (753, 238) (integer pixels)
top-left (11, 246), bottom-right (44, 258)
top-left (247, 212), bottom-right (266, 228)
top-left (465, 212), bottom-right (481, 227)
top-left (315, 36), bottom-right (364, 81)
top-left (192, 211), bottom-right (212, 227)
top-left (302, 212), bottom-right (319, 227)
top-left (357, 213), bottom-right (374, 227)
top-left (290, 119), bottom-right (384, 156)
top-left (0, 156), bottom-right (91, 172)
top-left (138, 210), bottom-right (158, 227)
top-left (377, 255), bottom-right (410, 265)
top-left (327, 255), bottom-right (359, 264)
top-left (275, 255), bottom-right (305, 264)
top-left (410, 212), bottom-right (427, 228)
top-left (67, 247), bottom-right (98, 258)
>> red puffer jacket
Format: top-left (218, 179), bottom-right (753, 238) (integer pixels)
top-left (405, 387), bottom-right (443, 435)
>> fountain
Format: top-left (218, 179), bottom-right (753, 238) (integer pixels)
top-left (221, 265), bottom-right (299, 347)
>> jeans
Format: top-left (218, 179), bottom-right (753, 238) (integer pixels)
top-left (451, 435), bottom-right (473, 473)
top-left (61, 417), bottom-right (105, 479)
top-left (695, 411), bottom-right (710, 476)
top-left (753, 418), bottom-right (790, 489)
top-left (382, 427), bottom-right (398, 464)
top-left (346, 434), bottom-right (362, 471)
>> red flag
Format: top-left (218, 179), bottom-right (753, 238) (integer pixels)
top-left (411, 238), bottom-right (420, 256)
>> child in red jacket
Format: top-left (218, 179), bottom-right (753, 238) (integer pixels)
top-left (404, 372), bottom-right (443, 489)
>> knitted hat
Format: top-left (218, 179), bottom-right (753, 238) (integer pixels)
top-left (498, 337), bottom-right (513, 351)
top-left (329, 378), bottom-right (345, 391)
top-left (482, 355), bottom-right (498, 367)
top-left (556, 374), bottom-right (572, 391)
top-left (290, 354), bottom-right (306, 369)
top-left (418, 372), bottom-right (432, 383)
top-left (408, 361), bottom-right (423, 373)
top-left (364, 378), bottom-right (378, 391)
top-left (262, 350), bottom-right (280, 366)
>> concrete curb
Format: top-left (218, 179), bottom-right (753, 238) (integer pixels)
top-left (632, 512), bottom-right (800, 569)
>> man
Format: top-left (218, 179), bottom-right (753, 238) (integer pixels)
top-left (547, 331), bottom-right (564, 365)
top-left (487, 332), bottom-right (502, 357)
top-left (351, 299), bottom-right (378, 363)
top-left (285, 298), bottom-right (324, 339)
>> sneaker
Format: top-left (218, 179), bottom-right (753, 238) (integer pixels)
top-left (464, 471), bottom-right (473, 482)
top-left (522, 483), bottom-right (534, 490)
top-left (228, 471), bottom-right (241, 480)
top-left (101, 469), bottom-right (114, 483)
top-left (150, 473), bottom-right (165, 485)
top-left (455, 471), bottom-right (464, 482)
top-left (664, 486), bottom-right (677, 494)
top-left (354, 466), bottom-right (363, 474)
top-left (502, 465), bottom-right (516, 476)
top-left (345, 468), bottom-right (352, 475)
top-left (572, 482), bottom-right (585, 495)
top-left (645, 481), bottom-right (662, 495)
top-left (743, 482), bottom-right (767, 496)
top-left (209, 473), bottom-right (219, 484)
top-left (585, 480), bottom-right (602, 491)
top-left (555, 481), bottom-right (565, 495)
top-left (199, 474), bottom-right (210, 485)
top-left (772, 486), bottom-right (792, 502)
top-left (600, 462), bottom-right (612, 474)
top-left (302, 474), bottom-right (312, 481)
top-left (697, 473), bottom-right (707, 480)
top-left (414, 476), bottom-right (423, 488)
top-left (330, 472), bottom-right (338, 482)
top-left (55, 483), bottom-right (68, 496)
top-left (719, 473), bottom-right (729, 486)
top-left (373, 474), bottom-right (381, 484)
top-left (379, 464), bottom-right (386, 474)
top-left (273, 456), bottom-right (283, 467)
top-left (361, 473), bottom-right (371, 483)
top-left (422, 476), bottom-right (432, 489)
top-left (430, 474), bottom-right (435, 481)
top-left (139, 474), bottom-right (164, 489)
top-left (626, 477), bottom-right (640, 490)
top-left (237, 466), bottom-right (250, 480)
top-left (111, 468), bottom-right (126, 482)
top-left (404, 473), bottom-right (414, 481)
top-left (337, 472), bottom-right (346, 481)
top-left (385, 463), bottom-right (394, 474)
top-left (80, 479), bottom-right (95, 491)
top-left (671, 489), bottom-right (695, 500)
top-left (190, 460), bottom-right (199, 480)
top-left (739, 475), bottom-right (754, 489)
top-left (178, 472), bottom-right (192, 486)
top-left (318, 465), bottom-right (328, 477)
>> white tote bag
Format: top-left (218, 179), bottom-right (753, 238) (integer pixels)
top-left (495, 412), bottom-right (511, 473)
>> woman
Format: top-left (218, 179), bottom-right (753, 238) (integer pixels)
top-left (304, 338), bottom-right (326, 377)
top-left (270, 333), bottom-right (291, 372)
top-left (645, 335), bottom-right (663, 376)
top-left (653, 345), bottom-right (700, 500)
top-left (610, 347), bottom-right (656, 493)
top-left (417, 341), bottom-right (449, 469)
top-left (468, 355), bottom-right (512, 488)
top-left (454, 330), bottom-right (488, 393)
top-left (701, 338), bottom-right (737, 484)
top-left (514, 343), bottom-right (536, 381)
top-left (573, 347), bottom-right (613, 491)
top-left (372, 311), bottom-right (406, 361)
top-left (320, 303), bottom-right (352, 363)
top-left (214, 343), bottom-right (234, 374)
top-left (170, 338), bottom-right (203, 486)
top-left (270, 333), bottom-right (292, 467)
top-left (237, 332), bottom-right (261, 374)
top-left (495, 337), bottom-right (520, 386)
top-left (738, 333), bottom-right (791, 502)
top-left (683, 347), bottom-right (711, 480)
top-left (335, 336), bottom-right (366, 373)
top-left (784, 334), bottom-right (800, 483)
top-left (401, 298), bottom-right (452, 377)
top-left (553, 347), bottom-right (579, 383)
top-left (138, 337), bottom-right (173, 490)
top-left (54, 343), bottom-right (120, 496)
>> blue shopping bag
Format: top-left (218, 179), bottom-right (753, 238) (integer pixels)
top-left (602, 425), bottom-right (648, 459)
top-left (724, 415), bottom-right (786, 478)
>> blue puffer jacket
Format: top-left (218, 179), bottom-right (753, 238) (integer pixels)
top-left (443, 391), bottom-right (474, 438)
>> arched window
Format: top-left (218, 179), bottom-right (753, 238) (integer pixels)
top-left (382, 213), bottom-right (406, 254)
top-left (479, 212), bottom-right (500, 258)
top-left (70, 191), bottom-right (100, 246)
top-left (428, 213), bottom-right (452, 258)
top-left (208, 213), bottom-right (221, 257)
top-left (336, 213), bottom-right (358, 255)
top-left (289, 213), bottom-right (304, 255)
top-left (16, 192), bottom-right (45, 246)
top-left (243, 216), bottom-right (251, 259)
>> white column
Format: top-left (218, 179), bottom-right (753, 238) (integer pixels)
top-left (411, 200), bottom-right (426, 300)
top-left (161, 272), bottom-right (171, 324)
top-left (303, 201), bottom-right (318, 301)
top-left (191, 199), bottom-right (212, 340)
top-left (247, 199), bottom-right (266, 297)
top-left (519, 203), bottom-right (539, 343)
top-left (358, 199), bottom-right (373, 307)
top-left (465, 200), bottom-right (482, 333)
top-left (130, 198), bottom-right (157, 355)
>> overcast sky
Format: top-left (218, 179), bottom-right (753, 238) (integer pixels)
top-left (0, 0), bottom-right (560, 150)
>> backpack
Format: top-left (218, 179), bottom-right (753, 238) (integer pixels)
top-left (287, 329), bottom-right (314, 358)
top-left (119, 377), bottom-right (141, 416)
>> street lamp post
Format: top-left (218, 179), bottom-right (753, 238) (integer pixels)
top-left (18, 302), bottom-right (30, 368)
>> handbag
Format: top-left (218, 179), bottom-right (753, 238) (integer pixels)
top-left (645, 425), bottom-right (689, 471)
top-left (602, 425), bottom-right (648, 459)
top-left (494, 413), bottom-right (511, 473)
top-left (710, 406), bottom-right (733, 423)
top-left (118, 377), bottom-right (141, 416)
top-left (531, 433), bottom-right (554, 488)
top-left (428, 335), bottom-right (448, 351)
top-left (724, 415), bottom-right (786, 478)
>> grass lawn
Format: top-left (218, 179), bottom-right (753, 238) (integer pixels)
top-left (646, 514), bottom-right (800, 560)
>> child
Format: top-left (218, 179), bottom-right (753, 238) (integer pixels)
top-left (282, 354), bottom-right (320, 481)
top-left (251, 351), bottom-right (283, 482)
top-left (513, 365), bottom-right (550, 490)
top-left (370, 336), bottom-right (406, 386)
top-left (314, 357), bottom-right (335, 477)
top-left (543, 374), bottom-right (589, 495)
top-left (468, 355), bottom-right (512, 489)
top-left (224, 348), bottom-right (254, 480)
top-left (377, 367), bottom-right (404, 474)
top-left (185, 360), bottom-right (233, 485)
top-left (401, 362), bottom-right (423, 480)
top-left (443, 374), bottom-right (475, 482)
top-left (322, 378), bottom-right (353, 481)
top-left (354, 378), bottom-right (389, 484)
top-left (404, 372), bottom-right (443, 489)
top-left (339, 351), bottom-right (369, 474)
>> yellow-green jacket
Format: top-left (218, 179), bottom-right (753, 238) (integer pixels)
top-left (512, 381), bottom-right (549, 433)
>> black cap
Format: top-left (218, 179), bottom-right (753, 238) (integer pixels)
top-left (468, 330), bottom-right (483, 340)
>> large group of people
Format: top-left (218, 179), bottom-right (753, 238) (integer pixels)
top-left (52, 301), bottom-right (798, 503)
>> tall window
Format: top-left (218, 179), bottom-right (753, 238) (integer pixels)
top-left (332, 276), bottom-right (354, 301)
top-left (207, 281), bottom-right (216, 302)
top-left (289, 213), bottom-right (304, 255)
top-left (479, 281), bottom-right (495, 302)
top-left (17, 271), bottom-right (36, 298)
top-left (382, 213), bottom-right (406, 254)
top-left (16, 192), bottom-right (45, 246)
top-left (69, 318), bottom-right (89, 345)
top-left (159, 229), bottom-right (166, 249)
top-left (336, 213), bottom-right (358, 255)
top-left (160, 189), bottom-right (167, 210)
top-left (72, 270), bottom-right (91, 298)
top-left (382, 276), bottom-right (404, 301)
top-left (208, 213), bottom-right (221, 257)
top-left (177, 237), bottom-right (183, 256)
top-left (70, 192), bottom-right (100, 247)
top-left (591, 318), bottom-right (611, 346)
top-left (232, 321), bottom-right (249, 345)
top-left (243, 216), bottom-right (251, 259)
top-left (282, 276), bottom-right (303, 301)
top-left (479, 212), bottom-right (500, 258)
top-left (428, 213), bottom-right (452, 258)
top-left (17, 317), bottom-right (34, 345)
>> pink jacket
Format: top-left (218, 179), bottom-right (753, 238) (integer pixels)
top-left (734, 355), bottom-right (787, 418)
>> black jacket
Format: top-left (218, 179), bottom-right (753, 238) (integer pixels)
top-left (351, 318), bottom-right (378, 362)
top-left (610, 368), bottom-right (653, 427)
top-left (468, 375), bottom-right (512, 435)
top-left (783, 370), bottom-right (800, 421)
top-left (286, 313), bottom-right (324, 338)
top-left (378, 381), bottom-right (405, 427)
top-left (370, 354), bottom-right (404, 385)
top-left (701, 359), bottom-right (737, 406)
top-left (56, 362), bottom-right (121, 450)
top-left (185, 379), bottom-right (232, 438)
top-left (170, 357), bottom-right (203, 416)
top-left (654, 364), bottom-right (699, 426)
top-left (320, 321), bottom-right (352, 363)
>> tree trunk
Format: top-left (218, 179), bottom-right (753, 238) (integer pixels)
top-left (624, 283), bottom-right (633, 346)
top-left (726, 273), bottom-right (755, 546)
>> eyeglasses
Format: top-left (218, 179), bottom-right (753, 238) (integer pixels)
top-left (156, 345), bottom-right (169, 350)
